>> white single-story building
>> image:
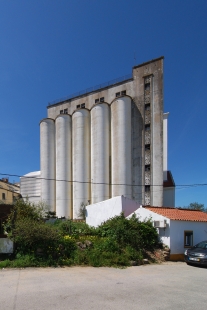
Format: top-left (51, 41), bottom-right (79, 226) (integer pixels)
top-left (130, 206), bottom-right (207, 260)
top-left (86, 196), bottom-right (207, 261)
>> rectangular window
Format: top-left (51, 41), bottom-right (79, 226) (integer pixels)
top-left (81, 103), bottom-right (85, 108)
top-left (145, 165), bottom-right (150, 171)
top-left (145, 185), bottom-right (150, 192)
top-left (100, 97), bottom-right (104, 102)
top-left (184, 231), bottom-right (193, 247)
top-left (145, 83), bottom-right (150, 90)
top-left (76, 104), bottom-right (80, 109)
top-left (95, 99), bottom-right (99, 103)
top-left (116, 92), bottom-right (120, 97)
top-left (121, 90), bottom-right (126, 96)
top-left (145, 103), bottom-right (150, 111)
top-left (145, 124), bottom-right (150, 131)
top-left (145, 144), bottom-right (150, 151)
top-left (64, 109), bottom-right (68, 114)
top-left (60, 110), bottom-right (63, 114)
top-left (2, 193), bottom-right (5, 200)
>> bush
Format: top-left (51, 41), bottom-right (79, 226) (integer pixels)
top-left (96, 213), bottom-right (159, 250)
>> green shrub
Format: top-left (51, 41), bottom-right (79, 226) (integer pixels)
top-left (96, 213), bottom-right (159, 250)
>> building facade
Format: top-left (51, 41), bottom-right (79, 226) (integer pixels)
top-left (38, 56), bottom-right (168, 219)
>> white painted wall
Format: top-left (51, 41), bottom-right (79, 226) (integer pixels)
top-left (86, 196), bottom-right (140, 227)
top-left (0, 238), bottom-right (13, 253)
top-left (131, 207), bottom-right (170, 248)
top-left (170, 220), bottom-right (207, 255)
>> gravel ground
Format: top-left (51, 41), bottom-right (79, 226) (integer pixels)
top-left (1, 262), bottom-right (207, 310)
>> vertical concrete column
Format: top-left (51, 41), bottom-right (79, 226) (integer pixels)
top-left (111, 97), bottom-right (132, 199)
top-left (91, 103), bottom-right (110, 203)
top-left (55, 114), bottom-right (72, 218)
top-left (72, 109), bottom-right (90, 218)
top-left (40, 118), bottom-right (56, 211)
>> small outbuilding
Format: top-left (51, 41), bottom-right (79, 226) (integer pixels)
top-left (133, 206), bottom-right (207, 260)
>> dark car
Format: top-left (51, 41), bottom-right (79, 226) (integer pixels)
top-left (184, 240), bottom-right (207, 266)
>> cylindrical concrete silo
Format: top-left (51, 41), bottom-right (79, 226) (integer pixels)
top-left (40, 118), bottom-right (56, 211)
top-left (72, 109), bottom-right (90, 218)
top-left (111, 97), bottom-right (132, 199)
top-left (91, 103), bottom-right (110, 204)
top-left (55, 114), bottom-right (72, 218)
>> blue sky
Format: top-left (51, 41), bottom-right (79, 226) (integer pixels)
top-left (0, 0), bottom-right (206, 207)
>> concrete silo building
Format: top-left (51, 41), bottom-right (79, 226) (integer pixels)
top-left (21, 56), bottom-right (175, 218)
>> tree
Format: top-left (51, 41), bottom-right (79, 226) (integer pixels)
top-left (185, 202), bottom-right (206, 212)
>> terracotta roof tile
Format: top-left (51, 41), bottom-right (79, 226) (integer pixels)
top-left (145, 207), bottom-right (207, 222)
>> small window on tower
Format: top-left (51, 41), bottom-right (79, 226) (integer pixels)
top-left (145, 185), bottom-right (150, 192)
top-left (100, 97), bottom-right (104, 102)
top-left (145, 83), bottom-right (150, 90)
top-left (145, 124), bottom-right (150, 131)
top-left (145, 104), bottom-right (150, 111)
top-left (145, 144), bottom-right (150, 151)
top-left (116, 92), bottom-right (120, 97)
top-left (121, 90), bottom-right (126, 96)
top-left (95, 99), bottom-right (99, 103)
top-left (60, 110), bottom-right (63, 114)
top-left (145, 165), bottom-right (150, 171)
top-left (76, 104), bottom-right (80, 109)
top-left (81, 103), bottom-right (85, 108)
top-left (2, 193), bottom-right (6, 200)
top-left (64, 109), bottom-right (68, 114)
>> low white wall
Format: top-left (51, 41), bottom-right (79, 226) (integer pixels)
top-left (170, 221), bottom-right (207, 255)
top-left (130, 207), bottom-right (171, 249)
top-left (86, 196), bottom-right (140, 227)
top-left (0, 238), bottom-right (13, 253)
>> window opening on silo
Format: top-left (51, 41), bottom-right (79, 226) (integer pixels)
top-left (145, 124), bottom-right (150, 131)
top-left (76, 104), bottom-right (80, 109)
top-left (145, 165), bottom-right (150, 171)
top-left (100, 97), bottom-right (104, 102)
top-left (145, 83), bottom-right (150, 90)
top-left (145, 144), bottom-right (150, 151)
top-left (81, 103), bottom-right (85, 108)
top-left (116, 92), bottom-right (120, 97)
top-left (145, 185), bottom-right (150, 192)
top-left (121, 90), bottom-right (126, 96)
top-left (95, 99), bottom-right (99, 103)
top-left (145, 104), bottom-right (150, 110)
top-left (64, 109), bottom-right (68, 114)
top-left (60, 110), bottom-right (63, 114)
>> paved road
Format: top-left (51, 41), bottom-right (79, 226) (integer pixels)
top-left (0, 262), bottom-right (207, 310)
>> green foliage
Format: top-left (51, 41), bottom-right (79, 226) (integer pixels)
top-left (96, 213), bottom-right (159, 250)
top-left (184, 202), bottom-right (206, 212)
top-left (56, 219), bottom-right (96, 237)
top-left (1, 203), bottom-right (160, 268)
